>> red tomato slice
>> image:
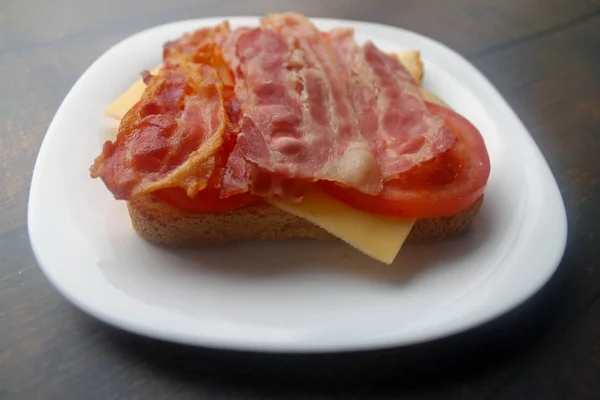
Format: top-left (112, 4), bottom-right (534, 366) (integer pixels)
top-left (319, 102), bottom-right (491, 218)
top-left (152, 130), bottom-right (261, 213)
top-left (153, 186), bottom-right (261, 213)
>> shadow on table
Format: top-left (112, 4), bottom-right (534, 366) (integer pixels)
top-left (98, 262), bottom-right (565, 394)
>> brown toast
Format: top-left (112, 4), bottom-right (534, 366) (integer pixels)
top-left (127, 195), bottom-right (483, 246)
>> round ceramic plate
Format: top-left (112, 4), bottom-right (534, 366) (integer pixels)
top-left (28, 17), bottom-right (567, 352)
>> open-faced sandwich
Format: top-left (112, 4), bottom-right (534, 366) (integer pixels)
top-left (90, 12), bottom-right (491, 264)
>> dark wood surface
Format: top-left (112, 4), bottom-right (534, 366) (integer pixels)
top-left (1, 0), bottom-right (599, 398)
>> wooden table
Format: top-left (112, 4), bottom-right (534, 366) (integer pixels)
top-left (2, 1), bottom-right (599, 398)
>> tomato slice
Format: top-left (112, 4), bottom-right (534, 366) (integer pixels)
top-left (319, 102), bottom-right (491, 218)
top-left (152, 129), bottom-right (261, 213)
top-left (153, 186), bottom-right (261, 213)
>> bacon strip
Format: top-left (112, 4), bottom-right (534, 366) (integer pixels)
top-left (221, 14), bottom-right (382, 197)
top-left (91, 26), bottom-right (233, 200)
top-left (90, 63), bottom-right (226, 199)
top-left (327, 28), bottom-right (456, 181)
top-left (92, 14), bottom-right (457, 202)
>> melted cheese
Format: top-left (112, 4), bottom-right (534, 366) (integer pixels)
top-left (103, 53), bottom-right (430, 264)
top-left (268, 188), bottom-right (415, 264)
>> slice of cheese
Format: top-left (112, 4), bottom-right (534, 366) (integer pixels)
top-left (421, 89), bottom-right (451, 109)
top-left (104, 65), bottom-right (162, 120)
top-left (396, 50), bottom-right (423, 86)
top-left (268, 188), bottom-right (415, 264)
top-left (102, 52), bottom-right (429, 264)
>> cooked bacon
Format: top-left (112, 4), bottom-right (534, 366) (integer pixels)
top-left (164, 22), bottom-right (235, 87)
top-left (163, 22), bottom-right (231, 64)
top-left (90, 63), bottom-right (226, 199)
top-left (221, 13), bottom-right (382, 197)
top-left (327, 28), bottom-right (456, 181)
top-left (92, 14), bottom-right (457, 202)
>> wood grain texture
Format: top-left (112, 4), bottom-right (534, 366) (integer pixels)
top-left (1, 1), bottom-right (599, 399)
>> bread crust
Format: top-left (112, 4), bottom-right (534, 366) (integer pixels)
top-left (127, 195), bottom-right (483, 246)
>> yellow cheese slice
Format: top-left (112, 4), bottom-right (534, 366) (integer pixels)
top-left (104, 66), bottom-right (162, 120)
top-left (102, 52), bottom-right (432, 264)
top-left (268, 188), bottom-right (414, 264)
top-left (421, 89), bottom-right (451, 109)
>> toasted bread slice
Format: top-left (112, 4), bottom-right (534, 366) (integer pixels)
top-left (127, 195), bottom-right (483, 246)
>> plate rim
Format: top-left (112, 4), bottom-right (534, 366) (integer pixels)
top-left (27, 16), bottom-right (568, 353)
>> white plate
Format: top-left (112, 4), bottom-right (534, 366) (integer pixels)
top-left (28, 17), bottom-right (567, 352)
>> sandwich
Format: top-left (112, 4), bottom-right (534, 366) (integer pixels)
top-left (90, 13), bottom-right (491, 264)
